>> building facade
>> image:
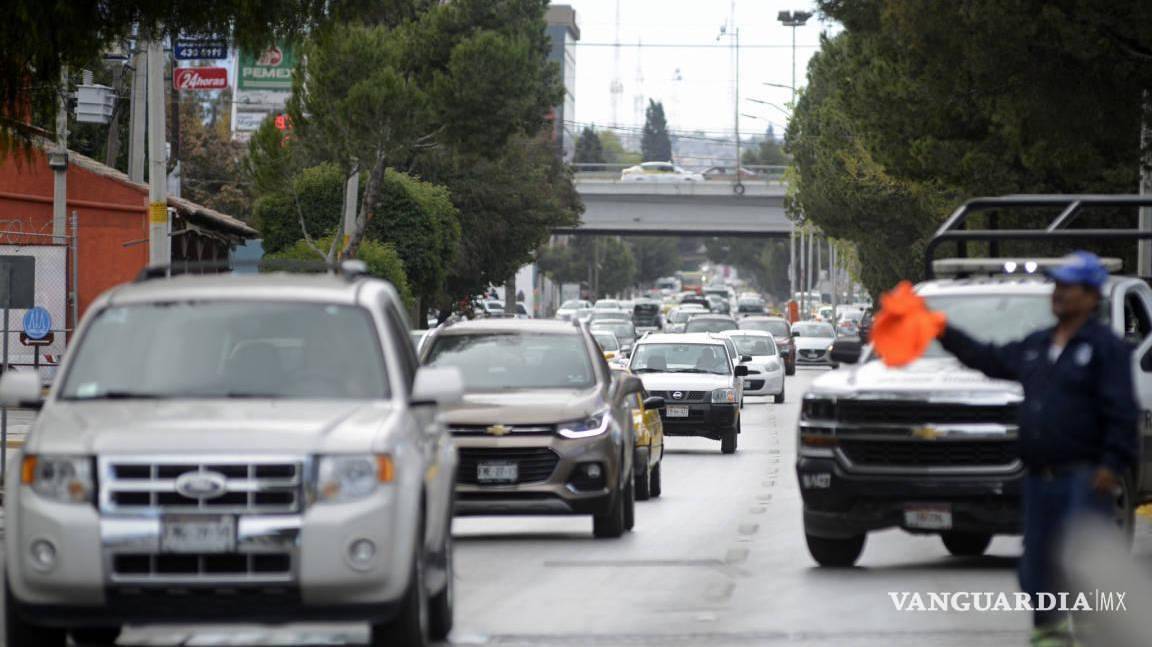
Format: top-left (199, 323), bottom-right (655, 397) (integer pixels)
top-left (545, 5), bottom-right (580, 162)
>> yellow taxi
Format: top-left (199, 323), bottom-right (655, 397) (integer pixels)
top-left (613, 368), bottom-right (665, 500)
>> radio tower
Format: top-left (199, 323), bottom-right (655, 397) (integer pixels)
top-left (609, 0), bottom-right (623, 127)
top-left (631, 38), bottom-right (645, 128)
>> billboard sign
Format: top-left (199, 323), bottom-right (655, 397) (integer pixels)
top-left (174, 67), bottom-right (228, 91)
top-left (174, 40), bottom-right (228, 61)
top-left (238, 44), bottom-right (296, 91)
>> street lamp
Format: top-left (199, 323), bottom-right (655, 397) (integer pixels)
top-left (777, 9), bottom-right (811, 306)
top-left (717, 23), bottom-right (743, 193)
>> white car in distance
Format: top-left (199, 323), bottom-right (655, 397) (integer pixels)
top-left (620, 162), bottom-right (705, 183)
top-left (721, 330), bottom-right (785, 403)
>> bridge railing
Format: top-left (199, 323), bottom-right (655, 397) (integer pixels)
top-left (571, 163), bottom-right (789, 185)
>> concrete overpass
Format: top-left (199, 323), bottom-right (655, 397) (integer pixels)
top-left (557, 179), bottom-right (792, 238)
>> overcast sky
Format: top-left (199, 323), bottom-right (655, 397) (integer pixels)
top-left (554, 0), bottom-right (830, 139)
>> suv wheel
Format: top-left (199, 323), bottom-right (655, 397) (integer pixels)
top-left (785, 360), bottom-right (796, 376)
top-left (371, 527), bottom-right (430, 647)
top-left (941, 532), bottom-right (992, 557)
top-left (773, 387), bottom-right (785, 404)
top-left (5, 581), bottom-right (66, 647)
top-left (635, 461), bottom-right (652, 501)
top-left (721, 427), bottom-right (738, 454)
top-left (649, 460), bottom-right (663, 498)
top-left (623, 477), bottom-right (636, 531)
top-left (805, 533), bottom-right (865, 567)
top-left (428, 510), bottom-right (454, 641)
top-left (593, 484), bottom-right (627, 539)
top-left (71, 627), bottom-right (123, 645)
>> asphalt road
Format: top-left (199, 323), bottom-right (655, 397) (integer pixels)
top-left (13, 368), bottom-right (1152, 645)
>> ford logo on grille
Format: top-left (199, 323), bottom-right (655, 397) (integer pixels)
top-left (175, 471), bottom-right (228, 499)
top-left (672, 391), bottom-right (683, 400)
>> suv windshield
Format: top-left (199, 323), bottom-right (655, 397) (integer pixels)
top-left (918, 294), bottom-right (1054, 359)
top-left (631, 343), bottom-right (732, 375)
top-left (741, 319), bottom-right (791, 336)
top-left (425, 332), bottom-right (595, 391)
top-left (728, 335), bottom-right (776, 356)
top-left (61, 302), bottom-right (389, 400)
top-left (685, 318), bottom-right (738, 333)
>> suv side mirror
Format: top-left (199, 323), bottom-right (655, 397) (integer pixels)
top-left (829, 337), bottom-right (863, 366)
top-left (734, 365), bottom-right (749, 377)
top-left (0, 370), bottom-right (43, 409)
top-left (411, 367), bottom-right (464, 406)
top-left (643, 396), bottom-right (665, 411)
top-left (739, 354), bottom-right (753, 363)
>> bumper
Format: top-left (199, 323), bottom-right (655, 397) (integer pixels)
top-left (5, 484), bottom-right (416, 613)
top-left (660, 403), bottom-right (738, 438)
top-left (795, 349), bottom-right (834, 365)
top-left (743, 372), bottom-right (784, 395)
top-left (796, 455), bottom-right (1023, 538)
top-left (453, 433), bottom-right (624, 517)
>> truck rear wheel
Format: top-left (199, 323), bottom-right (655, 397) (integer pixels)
top-left (635, 461), bottom-right (652, 501)
top-left (649, 460), bottom-right (662, 498)
top-left (805, 533), bottom-right (865, 567)
top-left (5, 581), bottom-right (66, 647)
top-left (941, 532), bottom-right (992, 557)
top-left (721, 427), bottom-right (738, 454)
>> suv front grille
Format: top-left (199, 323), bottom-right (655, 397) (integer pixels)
top-left (456, 447), bottom-right (559, 485)
top-left (112, 553), bottom-right (292, 579)
top-left (650, 391), bottom-right (707, 403)
top-left (448, 424), bottom-right (555, 436)
top-left (837, 400), bottom-right (1018, 425)
top-left (839, 439), bottom-right (1017, 467)
top-left (100, 458), bottom-right (303, 514)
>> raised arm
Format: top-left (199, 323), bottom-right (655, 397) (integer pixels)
top-left (938, 325), bottom-right (1024, 381)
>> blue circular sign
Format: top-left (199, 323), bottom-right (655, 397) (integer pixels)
top-left (22, 306), bottom-right (52, 340)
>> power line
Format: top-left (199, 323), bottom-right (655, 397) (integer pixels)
top-left (575, 42), bottom-right (821, 49)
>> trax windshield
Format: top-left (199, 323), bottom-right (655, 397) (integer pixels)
top-left (728, 335), bottom-right (777, 356)
top-left (425, 332), bottom-right (595, 390)
top-left (919, 294), bottom-right (1054, 359)
top-left (62, 302), bottom-right (389, 400)
top-left (740, 319), bottom-right (791, 337)
top-left (631, 343), bottom-right (732, 376)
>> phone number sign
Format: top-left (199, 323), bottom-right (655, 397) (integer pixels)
top-left (175, 41), bottom-right (228, 61)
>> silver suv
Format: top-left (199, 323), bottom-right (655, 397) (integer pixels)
top-left (1, 269), bottom-right (462, 647)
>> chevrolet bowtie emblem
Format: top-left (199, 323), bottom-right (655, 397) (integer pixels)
top-left (912, 425), bottom-right (940, 440)
top-left (485, 424), bottom-right (511, 437)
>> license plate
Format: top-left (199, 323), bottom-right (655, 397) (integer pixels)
top-left (477, 462), bottom-right (518, 483)
top-left (666, 405), bottom-right (690, 418)
top-left (161, 515), bottom-right (236, 553)
top-left (903, 504), bottom-right (953, 530)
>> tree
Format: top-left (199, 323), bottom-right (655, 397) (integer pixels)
top-left (252, 163), bottom-right (346, 255)
top-left (788, 1), bottom-right (1152, 295)
top-left (180, 98), bottom-right (251, 220)
top-left (627, 237), bottom-right (679, 284)
top-left (537, 236), bottom-right (636, 297)
top-left (573, 127), bottom-right (605, 170)
top-left (742, 125), bottom-right (789, 167)
top-left (596, 237), bottom-right (637, 297)
top-left (287, 0), bottom-right (561, 259)
top-left (267, 236), bottom-right (412, 305)
top-left (601, 130), bottom-right (641, 165)
top-left (641, 100), bottom-right (672, 162)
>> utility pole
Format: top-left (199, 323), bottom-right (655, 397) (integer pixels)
top-left (1140, 91), bottom-right (1151, 277)
top-left (829, 240), bottom-right (838, 326)
top-left (734, 27), bottom-right (741, 186)
top-left (146, 36), bottom-right (169, 267)
top-left (52, 66), bottom-right (69, 244)
top-left (778, 9), bottom-right (811, 302)
top-left (127, 47), bottom-right (147, 183)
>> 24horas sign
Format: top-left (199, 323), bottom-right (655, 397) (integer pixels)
top-left (237, 45), bottom-right (296, 91)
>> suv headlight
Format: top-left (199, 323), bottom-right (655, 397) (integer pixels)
top-left (558, 409), bottom-right (610, 439)
top-left (711, 388), bottom-right (737, 403)
top-left (316, 455), bottom-right (394, 503)
top-left (21, 455), bottom-right (93, 504)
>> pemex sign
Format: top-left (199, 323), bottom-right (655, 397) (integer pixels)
top-left (238, 44), bottom-right (296, 91)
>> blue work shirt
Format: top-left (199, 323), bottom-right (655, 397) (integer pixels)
top-left (939, 319), bottom-right (1139, 472)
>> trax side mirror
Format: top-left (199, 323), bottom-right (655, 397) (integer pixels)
top-left (411, 367), bottom-right (464, 406)
top-left (829, 337), bottom-right (863, 366)
top-left (643, 396), bottom-right (666, 411)
top-left (734, 365), bottom-right (749, 377)
top-left (0, 370), bottom-right (42, 409)
top-left (739, 355), bottom-right (753, 363)
top-left (613, 375), bottom-right (645, 401)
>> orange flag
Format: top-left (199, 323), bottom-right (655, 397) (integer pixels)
top-left (871, 281), bottom-right (947, 367)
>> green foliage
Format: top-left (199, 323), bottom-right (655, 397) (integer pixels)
top-left (267, 236), bottom-right (412, 305)
top-left (641, 100), bottom-right (672, 162)
top-left (705, 238), bottom-right (790, 301)
top-left (789, 1), bottom-right (1152, 295)
top-left (253, 163), bottom-right (345, 254)
top-left (180, 98), bottom-right (251, 221)
top-left (574, 127), bottom-right (605, 170)
top-left (596, 237), bottom-right (637, 297)
top-left (627, 237), bottom-right (679, 285)
top-left (601, 130), bottom-right (641, 165)
top-left (742, 125), bottom-right (789, 167)
top-left (537, 236), bottom-right (636, 298)
top-left (367, 169), bottom-right (460, 305)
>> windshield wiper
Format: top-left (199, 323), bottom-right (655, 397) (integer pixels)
top-left (670, 368), bottom-right (709, 374)
top-left (631, 368), bottom-right (661, 373)
top-left (67, 391), bottom-right (168, 400)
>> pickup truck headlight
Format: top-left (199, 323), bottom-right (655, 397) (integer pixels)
top-left (558, 409), bottom-right (610, 439)
top-left (802, 397), bottom-right (836, 420)
top-left (316, 455), bottom-right (394, 503)
top-left (21, 455), bottom-right (93, 504)
top-left (711, 388), bottom-right (737, 403)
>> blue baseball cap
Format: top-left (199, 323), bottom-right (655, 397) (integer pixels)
top-left (1046, 251), bottom-right (1109, 289)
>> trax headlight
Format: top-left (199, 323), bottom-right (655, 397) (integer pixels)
top-left (21, 455), bottom-right (93, 504)
top-left (316, 454), bottom-right (394, 503)
top-left (711, 388), bottom-right (737, 404)
top-left (558, 409), bottom-right (610, 439)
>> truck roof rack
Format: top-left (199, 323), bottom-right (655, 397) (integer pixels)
top-left (924, 195), bottom-right (1152, 279)
top-left (134, 258), bottom-right (367, 283)
top-left (932, 256), bottom-right (1124, 278)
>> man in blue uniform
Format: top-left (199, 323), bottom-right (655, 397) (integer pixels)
top-left (936, 251), bottom-right (1138, 646)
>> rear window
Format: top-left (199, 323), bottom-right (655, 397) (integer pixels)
top-left (685, 318), bottom-right (738, 333)
top-left (424, 332), bottom-right (596, 391)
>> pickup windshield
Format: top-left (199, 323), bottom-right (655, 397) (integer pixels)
top-left (916, 294), bottom-right (1055, 358)
top-left (61, 302), bottom-right (389, 400)
top-left (631, 343), bottom-right (732, 376)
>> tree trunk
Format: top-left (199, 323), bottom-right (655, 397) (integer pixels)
top-left (505, 272), bottom-right (517, 313)
top-left (344, 152), bottom-right (387, 260)
top-left (104, 64), bottom-right (124, 168)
